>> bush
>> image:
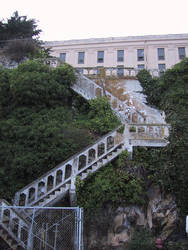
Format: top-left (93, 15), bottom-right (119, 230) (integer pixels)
top-left (76, 160), bottom-right (146, 210)
top-left (126, 228), bottom-right (155, 250)
top-left (87, 96), bottom-right (121, 134)
top-left (137, 59), bottom-right (188, 217)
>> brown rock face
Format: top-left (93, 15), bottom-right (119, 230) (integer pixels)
top-left (84, 186), bottom-right (178, 249)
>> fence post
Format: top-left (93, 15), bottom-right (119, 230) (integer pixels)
top-left (80, 208), bottom-right (84, 250)
top-left (27, 207), bottom-right (35, 250)
top-left (74, 207), bottom-right (79, 250)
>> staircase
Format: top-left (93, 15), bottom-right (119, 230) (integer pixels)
top-left (13, 128), bottom-right (125, 208)
top-left (0, 200), bottom-right (30, 249)
top-left (0, 72), bottom-right (169, 249)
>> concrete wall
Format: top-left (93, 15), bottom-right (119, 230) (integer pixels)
top-left (45, 34), bottom-right (188, 71)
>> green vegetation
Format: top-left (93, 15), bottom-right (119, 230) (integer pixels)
top-left (86, 96), bottom-right (121, 134)
top-left (137, 59), bottom-right (188, 216)
top-left (126, 228), bottom-right (155, 250)
top-left (76, 151), bottom-right (146, 210)
top-left (0, 11), bottom-right (45, 63)
top-left (0, 60), bottom-right (119, 201)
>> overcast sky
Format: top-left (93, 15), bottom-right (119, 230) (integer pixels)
top-left (1, 0), bottom-right (188, 42)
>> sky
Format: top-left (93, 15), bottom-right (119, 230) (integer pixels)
top-left (1, 0), bottom-right (188, 42)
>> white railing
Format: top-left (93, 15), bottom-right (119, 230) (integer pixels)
top-left (72, 73), bottom-right (104, 100)
top-left (72, 73), bottom-right (146, 124)
top-left (13, 128), bottom-right (124, 207)
top-left (126, 123), bottom-right (169, 140)
top-left (75, 67), bottom-right (162, 77)
top-left (0, 199), bottom-right (29, 248)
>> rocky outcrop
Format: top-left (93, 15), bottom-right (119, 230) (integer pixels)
top-left (85, 185), bottom-right (179, 249)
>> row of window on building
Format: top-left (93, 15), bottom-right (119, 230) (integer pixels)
top-left (60, 47), bottom-right (186, 64)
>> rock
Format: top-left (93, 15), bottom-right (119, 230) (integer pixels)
top-left (84, 185), bottom-right (178, 249)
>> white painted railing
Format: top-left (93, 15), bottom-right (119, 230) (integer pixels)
top-left (13, 128), bottom-right (124, 207)
top-left (0, 199), bottom-right (29, 249)
top-left (75, 66), bottom-right (162, 77)
top-left (72, 73), bottom-right (104, 100)
top-left (72, 73), bottom-right (146, 124)
top-left (127, 123), bottom-right (169, 140)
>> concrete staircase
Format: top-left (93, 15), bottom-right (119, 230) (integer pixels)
top-left (0, 200), bottom-right (30, 249)
top-left (13, 128), bottom-right (125, 208)
top-left (0, 72), bottom-right (169, 249)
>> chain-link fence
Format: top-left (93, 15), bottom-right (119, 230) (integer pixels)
top-left (0, 205), bottom-right (83, 250)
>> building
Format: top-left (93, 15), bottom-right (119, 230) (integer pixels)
top-left (45, 34), bottom-right (188, 76)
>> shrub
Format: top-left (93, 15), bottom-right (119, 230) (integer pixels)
top-left (87, 96), bottom-right (121, 134)
top-left (126, 228), bottom-right (155, 250)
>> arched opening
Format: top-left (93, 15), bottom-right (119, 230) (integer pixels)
top-left (107, 95), bottom-right (111, 102)
top-left (47, 175), bottom-right (54, 192)
top-left (21, 226), bottom-right (28, 242)
top-left (65, 165), bottom-right (72, 179)
top-left (19, 193), bottom-right (26, 206)
top-left (38, 182), bottom-right (45, 198)
top-left (148, 126), bottom-right (154, 137)
top-left (28, 187), bottom-right (35, 204)
top-left (96, 88), bottom-right (102, 97)
top-left (98, 143), bottom-right (105, 157)
top-left (138, 127), bottom-right (145, 134)
top-left (78, 155), bottom-right (86, 170)
top-left (107, 136), bottom-right (114, 151)
top-left (56, 170), bottom-right (63, 185)
top-left (118, 104), bottom-right (124, 112)
top-left (132, 112), bottom-right (138, 123)
top-left (112, 99), bottom-right (117, 109)
top-left (12, 218), bottom-right (19, 237)
top-left (88, 148), bottom-right (96, 163)
top-left (3, 209), bottom-right (10, 226)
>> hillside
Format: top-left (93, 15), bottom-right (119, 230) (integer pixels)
top-left (0, 60), bottom-right (120, 201)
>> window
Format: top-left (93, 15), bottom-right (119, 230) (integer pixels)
top-left (158, 48), bottom-right (165, 60)
top-left (60, 53), bottom-right (66, 62)
top-left (158, 64), bottom-right (166, 76)
top-left (178, 47), bottom-right (186, 59)
top-left (137, 49), bottom-right (144, 61)
top-left (78, 52), bottom-right (85, 64)
top-left (117, 66), bottom-right (124, 76)
top-left (117, 50), bottom-right (124, 62)
top-left (137, 64), bottom-right (145, 70)
top-left (97, 51), bottom-right (104, 63)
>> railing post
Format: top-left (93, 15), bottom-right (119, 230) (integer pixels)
top-left (69, 158), bottom-right (78, 206)
top-left (27, 207), bottom-right (35, 250)
top-left (13, 192), bottom-right (20, 206)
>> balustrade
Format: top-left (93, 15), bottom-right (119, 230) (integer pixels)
top-left (14, 128), bottom-right (124, 207)
top-left (75, 67), bottom-right (161, 77)
top-left (128, 124), bottom-right (169, 140)
top-left (0, 200), bottom-right (29, 247)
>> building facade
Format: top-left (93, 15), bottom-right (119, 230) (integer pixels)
top-left (45, 34), bottom-right (188, 76)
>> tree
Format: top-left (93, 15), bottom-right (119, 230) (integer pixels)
top-left (137, 59), bottom-right (188, 217)
top-left (0, 11), bottom-right (42, 63)
top-left (0, 60), bottom-right (94, 200)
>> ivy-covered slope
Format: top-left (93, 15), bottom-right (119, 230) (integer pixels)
top-left (0, 60), bottom-right (120, 201)
top-left (137, 59), bottom-right (188, 216)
